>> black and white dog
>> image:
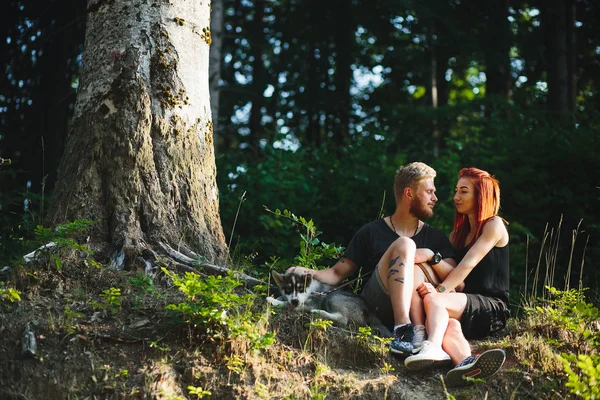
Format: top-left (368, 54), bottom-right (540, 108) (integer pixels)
top-left (267, 270), bottom-right (391, 337)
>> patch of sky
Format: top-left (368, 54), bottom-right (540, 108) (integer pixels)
top-left (352, 65), bottom-right (384, 96)
top-left (263, 84), bottom-right (274, 97)
top-left (515, 76), bottom-right (528, 88)
top-left (468, 69), bottom-right (486, 85)
top-left (235, 71), bottom-right (248, 84)
top-left (232, 102), bottom-right (252, 124)
top-left (511, 52), bottom-right (525, 78)
top-left (261, 114), bottom-right (273, 125)
top-left (273, 133), bottom-right (300, 152)
top-left (445, 68), bottom-right (453, 82)
top-left (224, 54), bottom-right (232, 63)
top-left (536, 81), bottom-right (548, 92)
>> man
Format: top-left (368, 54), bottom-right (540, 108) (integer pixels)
top-left (289, 162), bottom-right (459, 356)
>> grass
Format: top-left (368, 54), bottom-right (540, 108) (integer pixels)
top-left (0, 220), bottom-right (597, 399)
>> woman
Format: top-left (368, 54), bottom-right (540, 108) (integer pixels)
top-left (404, 167), bottom-right (510, 386)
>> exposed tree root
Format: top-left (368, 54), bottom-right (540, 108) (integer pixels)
top-left (156, 242), bottom-right (267, 290)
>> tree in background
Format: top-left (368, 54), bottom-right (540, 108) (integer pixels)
top-left (45, 0), bottom-right (227, 266)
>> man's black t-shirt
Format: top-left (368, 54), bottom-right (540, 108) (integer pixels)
top-left (343, 218), bottom-right (455, 289)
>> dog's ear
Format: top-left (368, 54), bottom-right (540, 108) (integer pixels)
top-left (271, 270), bottom-right (284, 286)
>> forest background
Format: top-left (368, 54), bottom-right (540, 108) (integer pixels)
top-left (1, 0), bottom-right (599, 307)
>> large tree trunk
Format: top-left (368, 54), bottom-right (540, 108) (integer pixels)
top-left (46, 0), bottom-right (228, 266)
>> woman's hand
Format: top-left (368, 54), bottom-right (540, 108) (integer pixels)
top-left (416, 282), bottom-right (437, 298)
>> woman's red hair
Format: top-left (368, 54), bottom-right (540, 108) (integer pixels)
top-left (451, 167), bottom-right (501, 249)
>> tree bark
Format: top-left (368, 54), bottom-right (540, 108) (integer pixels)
top-left (46, 0), bottom-right (228, 266)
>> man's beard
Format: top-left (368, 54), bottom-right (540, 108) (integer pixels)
top-left (409, 198), bottom-right (434, 220)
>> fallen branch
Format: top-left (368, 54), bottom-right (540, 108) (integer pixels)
top-left (157, 242), bottom-right (266, 289)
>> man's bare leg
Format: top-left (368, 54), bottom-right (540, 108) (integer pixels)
top-left (376, 236), bottom-right (416, 326)
top-left (376, 237), bottom-right (417, 354)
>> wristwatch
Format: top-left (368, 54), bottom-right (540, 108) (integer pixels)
top-left (436, 285), bottom-right (447, 293)
top-left (427, 251), bottom-right (442, 266)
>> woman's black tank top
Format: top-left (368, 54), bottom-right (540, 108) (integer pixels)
top-left (456, 244), bottom-right (510, 306)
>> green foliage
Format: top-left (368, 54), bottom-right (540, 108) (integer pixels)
top-left (90, 287), bottom-right (122, 313)
top-left (188, 386), bottom-right (211, 398)
top-left (129, 272), bottom-right (154, 293)
top-left (309, 318), bottom-right (333, 332)
top-left (0, 283), bottom-right (21, 305)
top-left (527, 286), bottom-right (600, 346)
top-left (162, 268), bottom-right (274, 350)
top-left (62, 305), bottom-right (83, 335)
top-left (558, 354), bottom-right (600, 400)
top-left (28, 220), bottom-right (98, 269)
top-left (217, 139), bottom-right (401, 269)
top-left (265, 207), bottom-right (344, 269)
top-left (525, 286), bottom-right (600, 397)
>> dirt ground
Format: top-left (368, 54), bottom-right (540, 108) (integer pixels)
top-left (0, 254), bottom-right (530, 400)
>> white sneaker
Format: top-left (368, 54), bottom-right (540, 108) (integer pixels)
top-left (404, 340), bottom-right (452, 371)
top-left (412, 325), bottom-right (427, 353)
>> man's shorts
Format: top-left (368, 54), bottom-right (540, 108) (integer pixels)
top-left (360, 266), bottom-right (394, 331)
top-left (460, 294), bottom-right (510, 339)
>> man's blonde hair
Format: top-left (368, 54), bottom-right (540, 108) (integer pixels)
top-left (394, 162), bottom-right (436, 201)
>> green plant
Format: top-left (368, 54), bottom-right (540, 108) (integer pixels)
top-left (254, 382), bottom-right (269, 398)
top-left (526, 286), bottom-right (600, 346)
top-left (0, 284), bottom-right (21, 305)
top-left (129, 272), bottom-right (154, 293)
top-left (63, 305), bottom-right (83, 334)
top-left (30, 220), bottom-right (100, 269)
top-left (148, 341), bottom-right (170, 352)
top-left (162, 268), bottom-right (275, 350)
top-left (116, 369), bottom-right (129, 380)
top-left (91, 287), bottom-right (122, 313)
top-left (224, 354), bottom-right (245, 374)
top-left (380, 362), bottom-right (395, 374)
top-left (188, 385), bottom-right (211, 398)
top-left (264, 207), bottom-right (344, 269)
top-left (309, 318), bottom-right (333, 332)
top-left (558, 353), bottom-right (600, 400)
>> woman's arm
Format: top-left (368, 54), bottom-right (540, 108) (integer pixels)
top-left (436, 217), bottom-right (507, 292)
